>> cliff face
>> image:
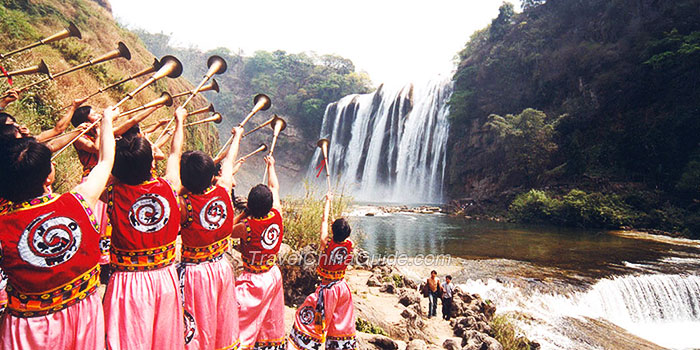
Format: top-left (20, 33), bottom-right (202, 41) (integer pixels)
top-left (0, 0), bottom-right (218, 191)
top-left (446, 0), bottom-right (700, 203)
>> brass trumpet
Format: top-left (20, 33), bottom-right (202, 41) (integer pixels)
top-left (0, 22), bottom-right (81, 59)
top-left (170, 78), bottom-right (219, 98)
top-left (61, 58), bottom-right (162, 110)
top-left (317, 138), bottom-right (332, 191)
top-left (6, 42), bottom-right (131, 96)
top-left (157, 105), bottom-right (216, 136)
top-left (114, 55), bottom-right (182, 108)
top-left (3, 60), bottom-right (51, 79)
top-left (185, 112), bottom-right (222, 127)
top-left (214, 93), bottom-right (272, 159)
top-left (241, 114), bottom-right (282, 138)
top-left (262, 116), bottom-right (287, 181)
top-left (238, 143), bottom-right (268, 163)
top-left (154, 56), bottom-right (226, 144)
top-left (118, 92), bottom-right (173, 118)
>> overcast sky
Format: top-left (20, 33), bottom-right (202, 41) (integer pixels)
top-left (110, 0), bottom-right (517, 86)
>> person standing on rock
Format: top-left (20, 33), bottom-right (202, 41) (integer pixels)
top-left (426, 270), bottom-right (441, 317)
top-left (232, 155), bottom-right (286, 350)
top-left (288, 192), bottom-right (357, 350)
top-left (178, 126), bottom-right (243, 349)
top-left (441, 275), bottom-right (455, 320)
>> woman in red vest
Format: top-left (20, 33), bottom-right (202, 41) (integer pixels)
top-left (233, 155), bottom-right (286, 350)
top-left (0, 106), bottom-right (117, 349)
top-left (102, 107), bottom-right (186, 350)
top-left (178, 126), bottom-right (243, 350)
top-left (288, 192), bottom-right (356, 350)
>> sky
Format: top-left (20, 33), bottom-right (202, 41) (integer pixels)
top-left (110, 0), bottom-right (517, 86)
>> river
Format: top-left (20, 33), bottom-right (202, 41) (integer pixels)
top-left (347, 207), bottom-right (700, 350)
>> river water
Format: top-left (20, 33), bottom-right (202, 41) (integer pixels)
top-left (348, 208), bottom-right (700, 350)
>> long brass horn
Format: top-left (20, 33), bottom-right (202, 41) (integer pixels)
top-left (241, 114), bottom-right (278, 138)
top-left (61, 58), bottom-right (162, 111)
top-left (118, 92), bottom-right (173, 118)
top-left (181, 55), bottom-right (226, 108)
top-left (184, 112), bottom-right (223, 127)
top-left (214, 93), bottom-right (272, 159)
top-left (238, 93), bottom-right (271, 128)
top-left (171, 78), bottom-right (219, 98)
top-left (237, 144), bottom-right (268, 163)
top-left (9, 42), bottom-right (131, 95)
top-left (51, 92), bottom-right (171, 160)
top-left (114, 55), bottom-right (182, 108)
top-left (4, 60), bottom-right (51, 79)
top-left (317, 138), bottom-right (332, 191)
top-left (0, 22), bottom-right (81, 59)
top-left (262, 116), bottom-right (287, 181)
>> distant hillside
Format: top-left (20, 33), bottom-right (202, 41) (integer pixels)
top-left (133, 30), bottom-right (373, 189)
top-left (447, 0), bottom-right (700, 236)
top-left (0, 0), bottom-right (218, 192)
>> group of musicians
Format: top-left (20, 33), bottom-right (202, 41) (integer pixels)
top-left (0, 52), bottom-right (357, 350)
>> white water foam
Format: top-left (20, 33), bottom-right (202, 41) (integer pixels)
top-left (460, 274), bottom-right (700, 349)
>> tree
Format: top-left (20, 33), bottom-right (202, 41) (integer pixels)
top-left (490, 2), bottom-right (515, 41)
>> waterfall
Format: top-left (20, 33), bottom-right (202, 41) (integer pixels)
top-left (461, 274), bottom-right (700, 349)
top-left (309, 77), bottom-right (453, 203)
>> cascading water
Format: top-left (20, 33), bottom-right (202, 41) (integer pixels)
top-left (462, 273), bottom-right (700, 349)
top-left (308, 76), bottom-right (452, 203)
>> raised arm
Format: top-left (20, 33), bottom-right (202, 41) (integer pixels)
top-left (164, 107), bottom-right (186, 192)
top-left (44, 122), bottom-right (90, 152)
top-left (319, 192), bottom-right (332, 247)
top-left (36, 97), bottom-right (87, 142)
top-left (0, 89), bottom-right (19, 110)
top-left (73, 107), bottom-right (116, 208)
top-left (216, 126), bottom-right (243, 193)
top-left (264, 155), bottom-right (281, 211)
top-left (113, 105), bottom-right (160, 136)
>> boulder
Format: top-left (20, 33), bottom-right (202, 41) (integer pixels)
top-left (279, 244), bottom-right (319, 306)
top-left (406, 339), bottom-right (427, 350)
top-left (367, 273), bottom-right (383, 287)
top-left (380, 282), bottom-right (397, 294)
top-left (403, 276), bottom-right (418, 289)
top-left (442, 338), bottom-right (462, 350)
top-left (356, 332), bottom-right (399, 350)
top-left (462, 330), bottom-right (502, 350)
top-left (397, 288), bottom-right (421, 307)
top-left (409, 303), bottom-right (423, 317)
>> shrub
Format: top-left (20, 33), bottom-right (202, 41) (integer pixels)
top-left (355, 318), bottom-right (388, 336)
top-left (489, 314), bottom-right (531, 350)
top-left (509, 189), bottom-right (561, 223)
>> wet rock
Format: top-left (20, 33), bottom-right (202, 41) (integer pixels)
top-left (279, 244), bottom-right (319, 306)
top-left (406, 339), bottom-right (427, 350)
top-left (442, 338), bottom-right (462, 350)
top-left (462, 330), bottom-right (502, 350)
top-left (357, 332), bottom-right (399, 350)
top-left (367, 273), bottom-right (383, 287)
top-left (380, 282), bottom-right (397, 294)
top-left (397, 288), bottom-right (421, 307)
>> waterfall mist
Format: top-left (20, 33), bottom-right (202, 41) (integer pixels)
top-left (308, 77), bottom-right (453, 203)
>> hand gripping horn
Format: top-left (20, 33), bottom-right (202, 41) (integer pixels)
top-left (0, 22), bottom-right (81, 59)
top-left (262, 116), bottom-right (287, 181)
top-left (317, 138), bottom-right (332, 191)
top-left (113, 55), bottom-right (182, 108)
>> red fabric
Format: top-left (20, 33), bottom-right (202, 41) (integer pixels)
top-left (0, 193), bottom-right (100, 294)
top-left (107, 178), bottom-right (180, 251)
top-left (180, 186), bottom-right (234, 248)
top-left (76, 135), bottom-right (98, 177)
top-left (318, 240), bottom-right (353, 275)
top-left (315, 159), bottom-right (326, 178)
top-left (241, 208), bottom-right (284, 265)
top-left (0, 64), bottom-right (12, 86)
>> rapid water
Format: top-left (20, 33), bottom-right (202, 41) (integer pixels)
top-left (308, 77), bottom-right (452, 203)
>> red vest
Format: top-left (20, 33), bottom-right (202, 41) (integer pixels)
top-left (180, 186), bottom-right (233, 263)
top-left (107, 178), bottom-right (180, 271)
top-left (0, 193), bottom-right (101, 316)
top-left (317, 239), bottom-right (353, 281)
top-left (241, 208), bottom-right (283, 272)
top-left (76, 134), bottom-right (98, 178)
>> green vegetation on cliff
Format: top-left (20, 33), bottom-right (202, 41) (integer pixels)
top-left (448, 0), bottom-right (700, 236)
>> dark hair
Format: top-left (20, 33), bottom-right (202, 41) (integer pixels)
top-left (247, 184), bottom-right (273, 218)
top-left (0, 138), bottom-right (52, 202)
top-left (0, 112), bottom-right (16, 124)
top-left (0, 124), bottom-right (20, 144)
top-left (112, 136), bottom-right (153, 185)
top-left (446, 275), bottom-right (452, 281)
top-left (71, 106), bottom-right (92, 127)
top-left (180, 151), bottom-right (215, 194)
top-left (331, 218), bottom-right (351, 242)
top-left (121, 124), bottom-right (141, 141)
top-left (431, 270), bottom-right (437, 275)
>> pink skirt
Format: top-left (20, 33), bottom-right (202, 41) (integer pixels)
top-left (103, 264), bottom-right (184, 350)
top-left (288, 280), bottom-right (356, 350)
top-left (0, 292), bottom-right (104, 350)
top-left (183, 258), bottom-right (239, 350)
top-left (236, 265), bottom-right (285, 350)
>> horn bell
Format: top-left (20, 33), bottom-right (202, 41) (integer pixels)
top-left (158, 55), bottom-right (183, 79)
top-left (213, 113), bottom-right (223, 124)
top-left (206, 55), bottom-right (227, 75)
top-left (254, 93), bottom-right (272, 111)
top-left (209, 78), bottom-right (220, 93)
top-left (117, 42), bottom-right (132, 60)
top-left (317, 138), bottom-right (330, 149)
top-left (270, 115), bottom-right (287, 132)
top-left (67, 22), bottom-right (82, 39)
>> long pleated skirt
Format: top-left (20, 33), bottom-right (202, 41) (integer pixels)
top-left (236, 265), bottom-right (285, 350)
